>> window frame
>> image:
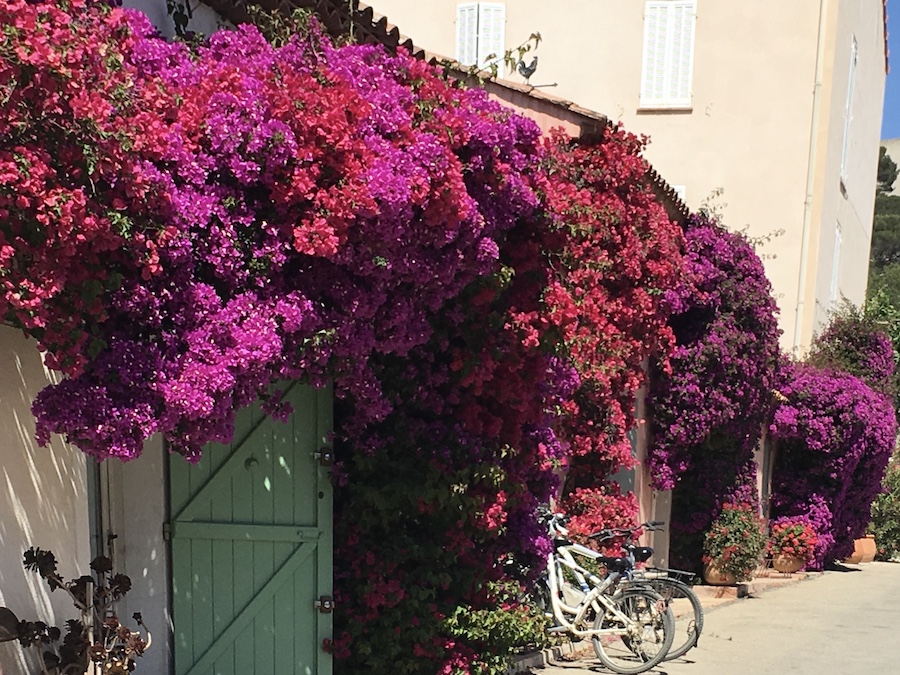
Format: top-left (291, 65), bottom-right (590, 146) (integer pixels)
top-left (639, 0), bottom-right (697, 110)
top-left (455, 2), bottom-right (506, 70)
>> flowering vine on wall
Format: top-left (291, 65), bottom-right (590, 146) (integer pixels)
top-left (769, 310), bottom-right (898, 568)
top-left (645, 214), bottom-right (783, 569)
top-left (1, 1), bottom-right (686, 672)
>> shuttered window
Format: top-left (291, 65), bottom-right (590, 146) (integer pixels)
top-left (840, 37), bottom-right (858, 186)
top-left (829, 224), bottom-right (842, 308)
top-left (640, 0), bottom-right (697, 109)
top-left (456, 3), bottom-right (506, 69)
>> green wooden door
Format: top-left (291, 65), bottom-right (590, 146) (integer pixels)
top-left (168, 384), bottom-right (332, 675)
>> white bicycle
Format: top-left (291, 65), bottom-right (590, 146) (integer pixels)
top-left (533, 512), bottom-right (675, 674)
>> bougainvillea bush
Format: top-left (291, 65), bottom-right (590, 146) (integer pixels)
top-left (769, 365), bottom-right (896, 567)
top-left (807, 303), bottom-right (897, 400)
top-left (1, 1), bottom-right (687, 672)
top-left (645, 215), bottom-right (782, 569)
top-left (769, 313), bottom-right (897, 569)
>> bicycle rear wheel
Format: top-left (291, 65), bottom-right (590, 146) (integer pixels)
top-left (642, 578), bottom-right (703, 660)
top-left (591, 588), bottom-right (675, 674)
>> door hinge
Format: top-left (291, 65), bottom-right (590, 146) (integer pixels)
top-left (314, 447), bottom-right (333, 467)
top-left (162, 523), bottom-right (172, 541)
top-left (314, 595), bottom-right (334, 613)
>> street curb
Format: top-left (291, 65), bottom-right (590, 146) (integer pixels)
top-left (507, 641), bottom-right (592, 674)
top-left (696, 570), bottom-right (824, 614)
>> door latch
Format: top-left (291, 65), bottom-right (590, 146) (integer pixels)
top-left (314, 447), bottom-right (333, 467)
top-left (314, 595), bottom-right (334, 613)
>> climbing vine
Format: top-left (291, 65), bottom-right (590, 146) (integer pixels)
top-left (2, 2), bottom-right (686, 672)
top-left (770, 310), bottom-right (897, 568)
top-left (645, 215), bottom-right (782, 569)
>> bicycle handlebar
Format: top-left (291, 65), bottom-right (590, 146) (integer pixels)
top-left (587, 520), bottom-right (667, 541)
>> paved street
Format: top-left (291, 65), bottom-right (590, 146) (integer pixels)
top-left (531, 562), bottom-right (900, 674)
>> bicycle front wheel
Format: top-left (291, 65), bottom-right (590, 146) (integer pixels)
top-left (591, 588), bottom-right (675, 674)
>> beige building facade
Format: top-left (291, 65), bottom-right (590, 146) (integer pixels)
top-left (372, 0), bottom-right (888, 352)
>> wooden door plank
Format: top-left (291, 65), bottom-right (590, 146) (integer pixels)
top-left (209, 444), bottom-right (235, 668)
top-left (231, 539), bottom-right (255, 675)
top-left (273, 542), bottom-right (295, 675)
top-left (211, 539), bottom-right (234, 666)
top-left (293, 548), bottom-right (317, 672)
top-left (191, 539), bottom-right (214, 665)
top-left (183, 542), bottom-right (315, 675)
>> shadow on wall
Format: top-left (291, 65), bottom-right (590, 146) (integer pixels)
top-left (0, 327), bottom-right (91, 674)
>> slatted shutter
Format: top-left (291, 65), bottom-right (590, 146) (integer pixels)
top-left (168, 383), bottom-right (333, 675)
top-left (840, 37), bottom-right (858, 184)
top-left (640, 2), bottom-right (669, 105)
top-left (456, 3), bottom-right (478, 65)
top-left (829, 224), bottom-right (842, 308)
top-left (640, 0), bottom-right (696, 108)
top-left (477, 2), bottom-right (506, 69)
top-left (667, 1), bottom-right (695, 106)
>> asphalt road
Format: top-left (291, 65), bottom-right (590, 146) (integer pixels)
top-left (533, 561), bottom-right (900, 675)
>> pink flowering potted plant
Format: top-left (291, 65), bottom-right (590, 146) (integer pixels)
top-left (767, 517), bottom-right (818, 573)
top-left (702, 502), bottom-right (767, 584)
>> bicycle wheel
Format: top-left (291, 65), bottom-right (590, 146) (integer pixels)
top-left (643, 578), bottom-right (703, 660)
top-left (591, 587), bottom-right (675, 674)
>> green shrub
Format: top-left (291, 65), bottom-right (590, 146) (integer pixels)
top-left (871, 454), bottom-right (900, 561)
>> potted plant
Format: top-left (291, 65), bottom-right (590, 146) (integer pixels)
top-left (702, 502), bottom-right (767, 584)
top-left (767, 516), bottom-right (818, 573)
top-left (1, 547), bottom-right (150, 674)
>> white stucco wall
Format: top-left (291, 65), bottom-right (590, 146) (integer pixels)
top-left (99, 437), bottom-right (172, 675)
top-left (0, 329), bottom-right (91, 674)
top-left (807, 0), bottom-right (886, 341)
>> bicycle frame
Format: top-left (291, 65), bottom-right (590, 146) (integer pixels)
top-left (544, 549), bottom-right (639, 639)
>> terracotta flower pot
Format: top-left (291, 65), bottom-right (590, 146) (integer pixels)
top-left (859, 535), bottom-right (877, 563)
top-left (702, 561), bottom-right (736, 585)
top-left (772, 554), bottom-right (804, 573)
top-left (844, 535), bottom-right (877, 564)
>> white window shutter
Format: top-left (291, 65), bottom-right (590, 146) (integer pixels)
top-left (829, 224), bottom-right (842, 308)
top-left (668, 1), bottom-right (696, 106)
top-left (840, 37), bottom-right (858, 183)
top-left (640, 2), bottom-right (669, 105)
top-left (456, 3), bottom-right (478, 66)
top-left (641, 0), bottom-right (695, 108)
top-left (477, 3), bottom-right (506, 69)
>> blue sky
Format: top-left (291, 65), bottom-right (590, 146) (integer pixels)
top-left (884, 7), bottom-right (900, 139)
